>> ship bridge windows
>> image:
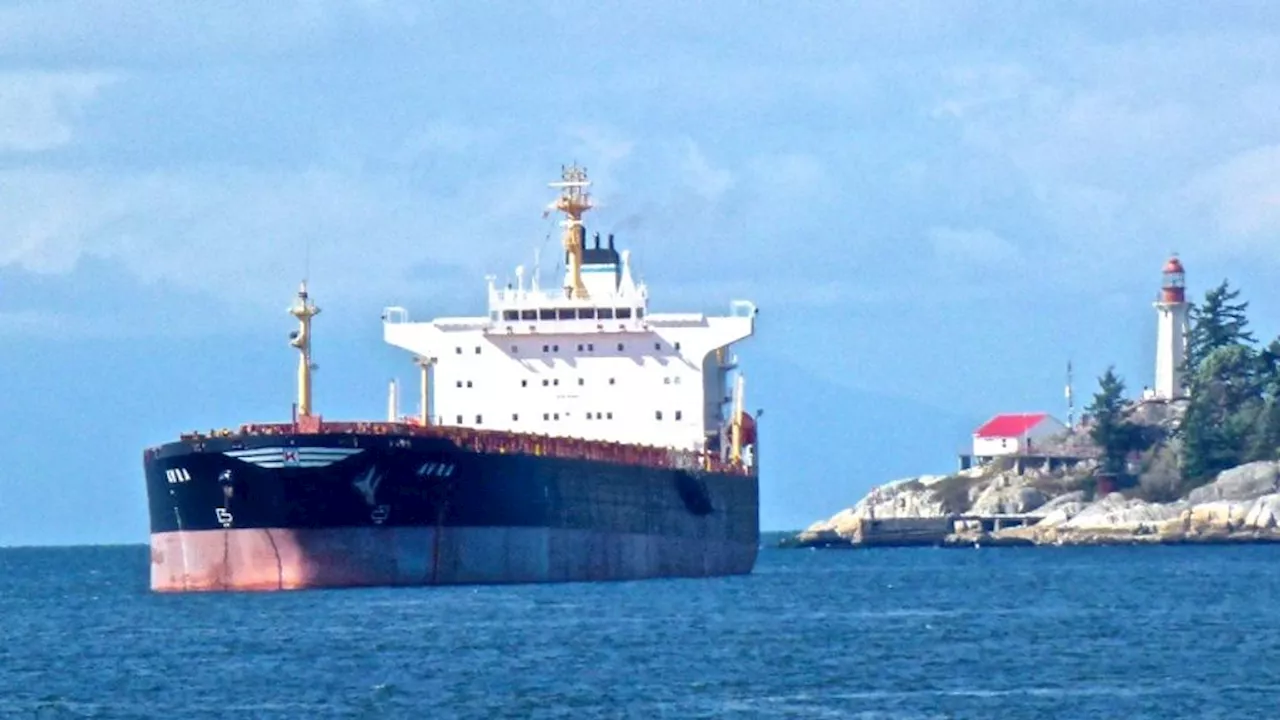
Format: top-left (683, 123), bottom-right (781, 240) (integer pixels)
top-left (557, 308), bottom-right (575, 320)
top-left (503, 310), bottom-right (519, 321)
top-left (598, 308), bottom-right (615, 320)
top-left (636, 308), bottom-right (645, 319)
top-left (617, 308), bottom-right (633, 320)
top-left (539, 309), bottom-right (555, 320)
top-left (578, 308), bottom-right (596, 320)
top-left (521, 310), bottom-right (537, 321)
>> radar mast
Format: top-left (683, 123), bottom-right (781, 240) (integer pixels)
top-left (289, 281), bottom-right (320, 417)
top-left (548, 164), bottom-right (593, 300)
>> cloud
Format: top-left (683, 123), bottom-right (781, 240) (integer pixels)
top-left (1185, 144), bottom-right (1280, 252)
top-left (928, 31), bottom-right (1280, 284)
top-left (678, 139), bottom-right (734, 203)
top-left (0, 1), bottom-right (426, 63)
top-left (0, 164), bottom-right (548, 315)
top-left (929, 227), bottom-right (1020, 268)
top-left (0, 309), bottom-right (66, 337)
top-left (396, 120), bottom-right (502, 162)
top-left (0, 71), bottom-right (117, 153)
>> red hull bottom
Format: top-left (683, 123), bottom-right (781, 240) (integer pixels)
top-left (149, 527), bottom-right (759, 592)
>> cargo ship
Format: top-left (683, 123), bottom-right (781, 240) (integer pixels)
top-left (143, 164), bottom-right (760, 591)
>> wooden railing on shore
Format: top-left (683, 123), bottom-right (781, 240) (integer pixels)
top-left (172, 420), bottom-right (754, 476)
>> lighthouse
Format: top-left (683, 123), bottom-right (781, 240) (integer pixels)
top-left (1153, 255), bottom-right (1189, 400)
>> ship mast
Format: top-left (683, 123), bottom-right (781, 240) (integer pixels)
top-left (288, 281), bottom-right (320, 417)
top-left (415, 356), bottom-right (436, 426)
top-left (549, 163), bottom-right (593, 300)
top-left (729, 374), bottom-right (746, 464)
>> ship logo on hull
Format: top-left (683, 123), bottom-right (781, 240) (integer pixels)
top-left (223, 447), bottom-right (364, 469)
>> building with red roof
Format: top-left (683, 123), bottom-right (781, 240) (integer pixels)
top-left (971, 412), bottom-right (1067, 460)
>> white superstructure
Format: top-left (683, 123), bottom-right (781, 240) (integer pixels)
top-left (382, 164), bottom-right (757, 455)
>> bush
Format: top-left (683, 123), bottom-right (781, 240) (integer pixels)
top-left (1133, 443), bottom-right (1186, 502)
top-left (929, 474), bottom-right (980, 513)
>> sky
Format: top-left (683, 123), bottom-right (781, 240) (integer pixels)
top-left (1, 1), bottom-right (1279, 544)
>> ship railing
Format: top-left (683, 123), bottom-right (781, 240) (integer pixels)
top-left (220, 421), bottom-right (755, 476)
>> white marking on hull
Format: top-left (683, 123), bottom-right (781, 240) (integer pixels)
top-left (416, 462), bottom-right (456, 477)
top-left (214, 508), bottom-right (233, 527)
top-left (352, 467), bottom-right (383, 507)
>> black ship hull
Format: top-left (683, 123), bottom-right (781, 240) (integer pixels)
top-left (144, 432), bottom-right (759, 591)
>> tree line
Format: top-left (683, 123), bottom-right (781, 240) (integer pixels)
top-left (1085, 280), bottom-right (1280, 499)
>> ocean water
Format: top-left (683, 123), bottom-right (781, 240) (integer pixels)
top-left (1, 544), bottom-right (1278, 719)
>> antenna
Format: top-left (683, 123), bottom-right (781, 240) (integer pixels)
top-left (532, 247), bottom-right (541, 292)
top-left (1065, 360), bottom-right (1075, 430)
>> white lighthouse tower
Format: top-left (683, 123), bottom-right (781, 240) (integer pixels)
top-left (1153, 255), bottom-right (1189, 400)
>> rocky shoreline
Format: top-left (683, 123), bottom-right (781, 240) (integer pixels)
top-left (786, 460), bottom-right (1280, 550)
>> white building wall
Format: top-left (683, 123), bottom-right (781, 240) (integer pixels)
top-left (971, 416), bottom-right (1068, 457)
top-left (383, 308), bottom-right (754, 452)
top-left (973, 436), bottom-right (1017, 457)
top-left (1154, 302), bottom-right (1189, 400)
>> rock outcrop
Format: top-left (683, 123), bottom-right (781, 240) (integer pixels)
top-left (791, 459), bottom-right (1280, 548)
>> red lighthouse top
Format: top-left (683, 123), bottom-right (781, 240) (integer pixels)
top-left (1160, 255), bottom-right (1185, 303)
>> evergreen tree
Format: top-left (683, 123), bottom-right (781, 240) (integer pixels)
top-left (1182, 344), bottom-right (1263, 481)
top-left (1087, 366), bottom-right (1138, 475)
top-left (1184, 280), bottom-right (1255, 375)
top-left (1247, 338), bottom-right (1280, 462)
